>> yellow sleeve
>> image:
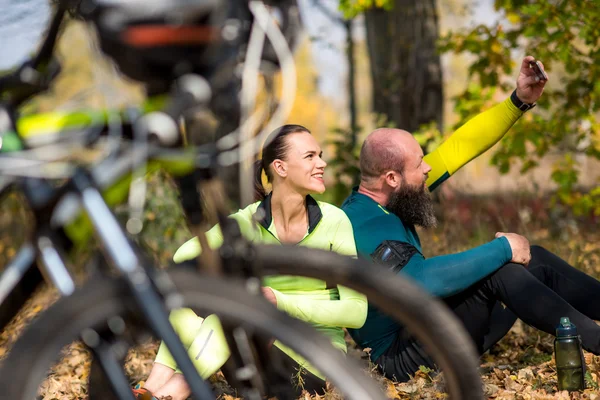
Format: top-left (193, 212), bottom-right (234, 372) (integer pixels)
top-left (172, 207), bottom-right (257, 263)
top-left (172, 224), bottom-right (224, 263)
top-left (425, 97), bottom-right (523, 190)
top-left (271, 284), bottom-right (368, 329)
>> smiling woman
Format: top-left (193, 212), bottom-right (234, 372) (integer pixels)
top-left (135, 124), bottom-right (367, 400)
top-left (253, 124), bottom-right (326, 201)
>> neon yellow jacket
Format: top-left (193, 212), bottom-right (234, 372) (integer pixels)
top-left (156, 195), bottom-right (367, 379)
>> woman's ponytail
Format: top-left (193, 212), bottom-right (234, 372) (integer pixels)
top-left (253, 159), bottom-right (267, 201)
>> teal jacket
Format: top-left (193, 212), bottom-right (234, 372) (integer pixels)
top-left (341, 98), bottom-right (523, 360)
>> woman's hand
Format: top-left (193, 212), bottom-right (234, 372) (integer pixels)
top-left (261, 286), bottom-right (278, 306)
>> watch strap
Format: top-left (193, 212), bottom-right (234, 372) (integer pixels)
top-left (511, 89), bottom-right (536, 112)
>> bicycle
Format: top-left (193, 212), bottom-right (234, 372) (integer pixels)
top-left (0, 1), bottom-right (484, 399)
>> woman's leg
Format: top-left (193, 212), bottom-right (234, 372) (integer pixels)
top-left (143, 308), bottom-right (205, 392)
top-left (152, 340), bottom-right (327, 399)
top-left (143, 363), bottom-right (177, 394)
top-left (153, 374), bottom-right (191, 400)
top-left (221, 344), bottom-right (327, 397)
top-left (267, 345), bottom-right (327, 397)
top-left (144, 314), bottom-right (231, 398)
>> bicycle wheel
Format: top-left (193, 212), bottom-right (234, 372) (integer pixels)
top-left (0, 268), bottom-right (386, 400)
top-left (253, 244), bottom-right (484, 400)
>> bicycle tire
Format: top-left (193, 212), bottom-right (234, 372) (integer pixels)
top-left (0, 268), bottom-right (386, 400)
top-left (252, 244), bottom-right (484, 400)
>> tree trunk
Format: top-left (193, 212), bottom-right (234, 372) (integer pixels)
top-left (345, 19), bottom-right (358, 149)
top-left (364, 0), bottom-right (443, 134)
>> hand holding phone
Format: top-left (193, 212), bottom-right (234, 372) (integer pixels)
top-left (529, 60), bottom-right (548, 82)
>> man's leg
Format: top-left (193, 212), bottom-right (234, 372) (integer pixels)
top-left (460, 262), bottom-right (600, 354)
top-left (527, 245), bottom-right (600, 319)
top-left (482, 244), bottom-right (600, 352)
top-left (443, 279), bottom-right (499, 355)
top-left (374, 332), bottom-right (437, 382)
top-left (374, 273), bottom-right (515, 381)
top-left (378, 258), bottom-right (600, 381)
top-left (482, 302), bottom-right (518, 353)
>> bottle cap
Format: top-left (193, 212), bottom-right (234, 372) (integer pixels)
top-left (556, 317), bottom-right (578, 337)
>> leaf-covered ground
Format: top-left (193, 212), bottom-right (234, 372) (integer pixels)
top-left (1, 182), bottom-right (599, 399)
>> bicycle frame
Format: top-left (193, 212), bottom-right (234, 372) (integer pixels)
top-left (0, 2), bottom-right (309, 398)
top-left (0, 103), bottom-right (194, 329)
top-left (0, 91), bottom-right (222, 399)
top-left (0, 101), bottom-right (287, 399)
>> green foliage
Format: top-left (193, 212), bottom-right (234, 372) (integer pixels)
top-left (322, 114), bottom-right (401, 206)
top-left (412, 121), bottom-right (445, 155)
top-left (325, 127), bottom-right (362, 206)
top-left (439, 0), bottom-right (600, 215)
top-left (338, 0), bottom-right (393, 18)
top-left (125, 171), bottom-right (190, 266)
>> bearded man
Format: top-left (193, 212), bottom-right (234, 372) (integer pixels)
top-left (342, 56), bottom-right (600, 381)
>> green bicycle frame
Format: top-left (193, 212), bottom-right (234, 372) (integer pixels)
top-left (4, 98), bottom-right (196, 250)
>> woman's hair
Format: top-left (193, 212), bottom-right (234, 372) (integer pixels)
top-left (254, 124), bottom-right (311, 200)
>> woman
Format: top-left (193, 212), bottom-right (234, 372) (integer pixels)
top-left (134, 125), bottom-right (367, 399)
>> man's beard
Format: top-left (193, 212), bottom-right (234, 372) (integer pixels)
top-left (386, 181), bottom-right (437, 228)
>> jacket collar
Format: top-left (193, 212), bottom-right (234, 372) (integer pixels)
top-left (255, 193), bottom-right (323, 234)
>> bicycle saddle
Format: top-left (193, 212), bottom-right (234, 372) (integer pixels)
top-left (78, 0), bottom-right (250, 93)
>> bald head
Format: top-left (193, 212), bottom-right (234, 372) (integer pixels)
top-left (360, 128), bottom-right (416, 182)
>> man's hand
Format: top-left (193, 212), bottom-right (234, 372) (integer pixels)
top-left (516, 55), bottom-right (548, 104)
top-left (262, 287), bottom-right (278, 306)
top-left (495, 232), bottom-right (531, 266)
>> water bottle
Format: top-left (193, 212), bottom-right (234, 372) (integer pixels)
top-left (555, 317), bottom-right (585, 391)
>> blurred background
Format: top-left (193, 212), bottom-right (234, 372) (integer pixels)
top-left (0, 0), bottom-right (598, 276)
top-left (0, 0), bottom-right (598, 277)
top-left (0, 1), bottom-right (599, 396)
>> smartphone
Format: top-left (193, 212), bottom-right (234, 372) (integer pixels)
top-left (529, 60), bottom-right (548, 81)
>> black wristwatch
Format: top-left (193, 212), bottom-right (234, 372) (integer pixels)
top-left (510, 89), bottom-right (536, 112)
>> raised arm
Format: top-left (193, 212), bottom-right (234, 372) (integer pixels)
top-left (425, 55), bottom-right (548, 191)
top-left (424, 98), bottom-right (523, 190)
